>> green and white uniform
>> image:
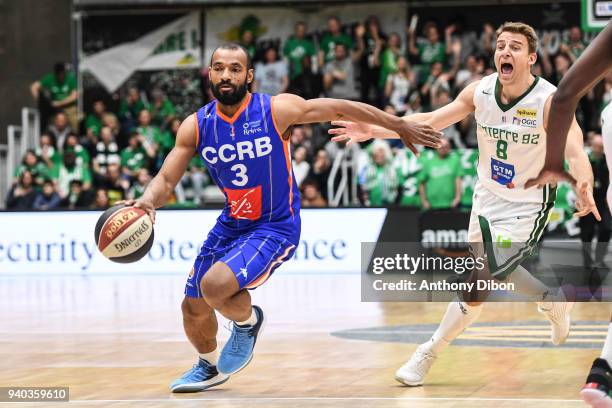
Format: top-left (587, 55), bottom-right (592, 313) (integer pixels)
top-left (469, 73), bottom-right (557, 278)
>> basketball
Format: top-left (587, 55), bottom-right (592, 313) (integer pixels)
top-left (94, 204), bottom-right (154, 263)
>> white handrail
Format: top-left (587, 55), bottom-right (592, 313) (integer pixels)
top-left (21, 107), bottom-right (40, 154)
top-left (327, 150), bottom-right (345, 207)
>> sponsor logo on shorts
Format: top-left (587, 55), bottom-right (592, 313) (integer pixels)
top-left (496, 235), bottom-right (512, 249)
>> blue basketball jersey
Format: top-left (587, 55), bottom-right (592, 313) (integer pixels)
top-left (193, 93), bottom-right (301, 244)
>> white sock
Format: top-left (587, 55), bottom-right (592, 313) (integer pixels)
top-left (427, 300), bottom-right (483, 354)
top-left (505, 265), bottom-right (557, 304)
top-left (237, 307), bottom-right (257, 326)
top-left (601, 323), bottom-right (612, 367)
top-left (199, 348), bottom-right (219, 365)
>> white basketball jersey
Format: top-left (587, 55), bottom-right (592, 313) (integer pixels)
top-left (473, 73), bottom-right (557, 203)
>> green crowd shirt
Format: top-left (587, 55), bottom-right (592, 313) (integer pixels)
top-left (395, 149), bottom-right (422, 207)
top-left (283, 37), bottom-right (317, 79)
top-left (320, 33), bottom-right (354, 63)
top-left (417, 41), bottom-right (446, 66)
top-left (120, 146), bottom-right (148, 172)
top-left (40, 71), bottom-right (77, 102)
top-left (417, 150), bottom-right (461, 209)
top-left (459, 149), bottom-right (478, 207)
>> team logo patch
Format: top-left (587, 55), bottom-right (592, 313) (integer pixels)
top-left (188, 267), bottom-right (195, 279)
top-left (491, 158), bottom-right (515, 188)
top-left (224, 185), bottom-right (263, 220)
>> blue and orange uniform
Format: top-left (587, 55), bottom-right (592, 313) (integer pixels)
top-left (185, 93), bottom-right (301, 296)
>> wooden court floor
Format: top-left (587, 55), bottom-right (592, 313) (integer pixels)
top-left (0, 273), bottom-right (609, 407)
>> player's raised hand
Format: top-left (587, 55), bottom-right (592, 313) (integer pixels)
top-left (395, 120), bottom-right (442, 154)
top-left (525, 167), bottom-right (577, 189)
top-left (328, 120), bottom-right (374, 146)
top-left (574, 181), bottom-right (601, 221)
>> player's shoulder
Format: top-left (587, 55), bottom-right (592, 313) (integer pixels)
top-left (476, 72), bottom-right (498, 92)
top-left (180, 111), bottom-right (198, 131)
top-left (535, 76), bottom-right (557, 94)
top-left (270, 92), bottom-right (306, 112)
top-left (455, 78), bottom-right (482, 106)
top-left (193, 100), bottom-right (217, 124)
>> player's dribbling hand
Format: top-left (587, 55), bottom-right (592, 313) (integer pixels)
top-left (115, 198), bottom-right (157, 224)
top-left (574, 181), bottom-right (602, 221)
top-left (524, 167), bottom-right (577, 189)
top-left (328, 120), bottom-right (374, 146)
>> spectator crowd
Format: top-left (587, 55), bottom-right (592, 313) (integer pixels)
top-left (9, 15), bottom-right (612, 218)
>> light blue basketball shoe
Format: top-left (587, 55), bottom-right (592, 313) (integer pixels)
top-left (170, 358), bottom-right (229, 393)
top-left (217, 305), bottom-right (265, 375)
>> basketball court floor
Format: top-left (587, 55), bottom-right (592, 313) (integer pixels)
top-left (0, 271), bottom-right (608, 407)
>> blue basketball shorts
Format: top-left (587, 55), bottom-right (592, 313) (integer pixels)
top-left (185, 228), bottom-right (296, 298)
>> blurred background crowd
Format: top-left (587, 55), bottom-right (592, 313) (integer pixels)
top-left (7, 12), bottom-right (612, 237)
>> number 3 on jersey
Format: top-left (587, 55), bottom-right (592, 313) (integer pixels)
top-left (496, 140), bottom-right (508, 160)
top-left (231, 164), bottom-right (248, 186)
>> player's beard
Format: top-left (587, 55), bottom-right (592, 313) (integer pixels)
top-left (211, 79), bottom-right (248, 106)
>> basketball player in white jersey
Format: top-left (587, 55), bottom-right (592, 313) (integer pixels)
top-left (329, 21), bottom-right (601, 386)
top-left (525, 21), bottom-right (612, 408)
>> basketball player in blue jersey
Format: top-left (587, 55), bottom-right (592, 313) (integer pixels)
top-left (122, 43), bottom-right (441, 393)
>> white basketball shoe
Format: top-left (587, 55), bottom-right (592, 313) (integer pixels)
top-left (395, 343), bottom-right (437, 386)
top-left (538, 285), bottom-right (575, 345)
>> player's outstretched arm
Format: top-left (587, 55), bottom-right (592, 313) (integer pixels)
top-left (272, 93), bottom-right (442, 154)
top-left (534, 94), bottom-right (601, 220)
top-left (526, 22), bottom-right (612, 187)
top-left (122, 114), bottom-right (198, 222)
top-left (561, 111), bottom-right (602, 221)
top-left (329, 80), bottom-right (478, 147)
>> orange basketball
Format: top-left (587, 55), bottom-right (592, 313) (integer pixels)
top-left (94, 205), bottom-right (154, 263)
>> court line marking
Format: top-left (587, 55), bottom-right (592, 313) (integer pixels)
top-left (0, 396), bottom-right (585, 404)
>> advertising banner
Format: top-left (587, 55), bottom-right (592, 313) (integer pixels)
top-left (0, 208), bottom-right (386, 275)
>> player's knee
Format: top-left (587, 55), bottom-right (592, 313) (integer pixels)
top-left (200, 268), bottom-right (236, 309)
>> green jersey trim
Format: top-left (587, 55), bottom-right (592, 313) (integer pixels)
top-left (494, 76), bottom-right (540, 112)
